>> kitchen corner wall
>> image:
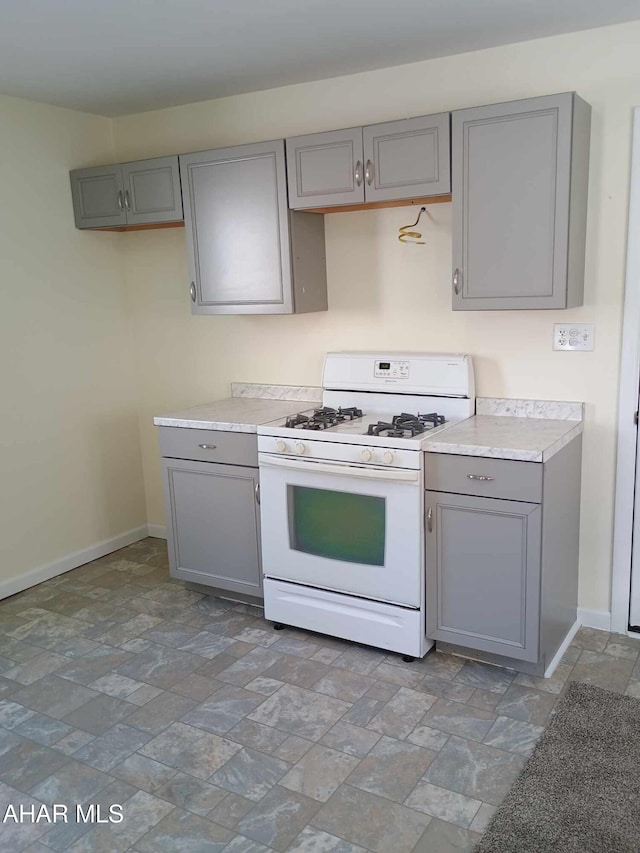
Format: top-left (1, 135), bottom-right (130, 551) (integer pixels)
top-left (0, 94), bottom-right (147, 594)
top-left (114, 20), bottom-right (640, 618)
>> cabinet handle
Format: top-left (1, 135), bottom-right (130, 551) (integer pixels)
top-left (255, 483), bottom-right (261, 505)
top-left (354, 160), bottom-right (363, 187)
top-left (117, 190), bottom-right (124, 211)
top-left (189, 281), bottom-right (196, 303)
top-left (427, 506), bottom-right (433, 532)
top-left (365, 160), bottom-right (374, 185)
top-left (198, 444), bottom-right (217, 450)
top-left (467, 474), bottom-right (494, 481)
top-left (453, 268), bottom-right (462, 295)
top-left (124, 189), bottom-right (131, 211)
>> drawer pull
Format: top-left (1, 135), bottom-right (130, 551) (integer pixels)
top-left (198, 444), bottom-right (217, 450)
top-left (467, 474), bottom-right (494, 481)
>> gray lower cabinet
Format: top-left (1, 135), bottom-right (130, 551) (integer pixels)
top-left (286, 113), bottom-right (451, 209)
top-left (452, 92), bottom-right (591, 310)
top-left (180, 140), bottom-right (327, 315)
top-left (70, 156), bottom-right (183, 229)
top-left (425, 441), bottom-right (582, 674)
top-left (426, 491), bottom-right (541, 662)
top-left (159, 428), bottom-right (262, 598)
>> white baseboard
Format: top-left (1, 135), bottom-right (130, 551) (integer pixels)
top-left (147, 524), bottom-right (167, 540)
top-left (0, 525), bottom-right (150, 601)
top-left (577, 607), bottom-right (612, 632)
top-left (544, 619), bottom-right (580, 678)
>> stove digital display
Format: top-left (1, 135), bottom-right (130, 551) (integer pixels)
top-left (374, 360), bottom-right (410, 379)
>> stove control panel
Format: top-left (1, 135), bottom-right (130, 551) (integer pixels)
top-left (374, 360), bottom-right (409, 379)
top-left (258, 435), bottom-right (422, 470)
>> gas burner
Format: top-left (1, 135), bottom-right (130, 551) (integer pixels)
top-left (286, 416), bottom-right (336, 431)
top-left (286, 406), bottom-right (364, 431)
top-left (367, 421), bottom-right (402, 437)
top-left (314, 406), bottom-right (363, 422)
top-left (416, 412), bottom-right (446, 428)
top-left (367, 412), bottom-right (446, 438)
top-left (336, 407), bottom-right (363, 420)
top-left (284, 414), bottom-right (312, 429)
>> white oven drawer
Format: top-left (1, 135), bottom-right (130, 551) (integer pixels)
top-left (264, 579), bottom-right (428, 657)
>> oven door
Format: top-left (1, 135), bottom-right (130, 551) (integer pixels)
top-left (258, 453), bottom-right (423, 607)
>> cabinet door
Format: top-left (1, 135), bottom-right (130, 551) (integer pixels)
top-left (122, 156), bottom-right (183, 225)
top-left (363, 113), bottom-right (451, 202)
top-left (180, 141), bottom-right (294, 314)
top-left (452, 93), bottom-right (587, 310)
top-left (162, 458), bottom-right (262, 597)
top-left (286, 128), bottom-right (364, 209)
top-left (70, 165), bottom-right (126, 229)
top-left (426, 491), bottom-right (541, 662)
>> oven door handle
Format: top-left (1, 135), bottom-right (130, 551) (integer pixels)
top-left (258, 453), bottom-right (420, 483)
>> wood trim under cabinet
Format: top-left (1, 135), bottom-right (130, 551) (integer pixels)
top-left (89, 220), bottom-right (185, 233)
top-left (306, 194), bottom-right (452, 214)
top-left (89, 197), bottom-right (452, 228)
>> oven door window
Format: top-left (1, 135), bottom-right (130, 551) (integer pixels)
top-left (288, 485), bottom-right (386, 566)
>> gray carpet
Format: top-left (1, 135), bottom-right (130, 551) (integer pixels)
top-left (476, 681), bottom-right (640, 853)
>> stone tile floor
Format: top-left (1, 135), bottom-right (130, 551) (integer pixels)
top-left (1, 538), bottom-right (639, 852)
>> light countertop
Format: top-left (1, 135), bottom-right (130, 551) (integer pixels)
top-left (154, 388), bottom-right (584, 459)
top-left (153, 395), bottom-right (318, 433)
top-left (424, 414), bottom-right (583, 462)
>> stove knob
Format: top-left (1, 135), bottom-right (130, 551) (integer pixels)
top-left (275, 440), bottom-right (287, 453)
top-left (295, 441), bottom-right (306, 455)
top-left (383, 450), bottom-right (394, 464)
top-left (361, 449), bottom-right (373, 462)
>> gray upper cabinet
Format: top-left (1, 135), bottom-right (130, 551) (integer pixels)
top-left (121, 156), bottom-right (183, 225)
top-left (287, 128), bottom-right (364, 208)
top-left (286, 114), bottom-right (450, 209)
top-left (452, 92), bottom-right (591, 310)
top-left (70, 164), bottom-right (126, 229)
top-left (70, 156), bottom-right (183, 229)
top-left (180, 140), bottom-right (327, 315)
top-left (362, 114), bottom-right (451, 202)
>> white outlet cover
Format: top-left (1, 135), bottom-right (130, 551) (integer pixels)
top-left (553, 323), bottom-right (595, 351)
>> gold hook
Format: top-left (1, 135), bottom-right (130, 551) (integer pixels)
top-left (398, 206), bottom-right (427, 244)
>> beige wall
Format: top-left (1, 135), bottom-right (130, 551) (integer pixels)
top-left (0, 94), bottom-right (147, 590)
top-left (113, 20), bottom-right (640, 617)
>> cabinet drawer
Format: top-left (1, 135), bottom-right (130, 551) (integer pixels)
top-left (425, 453), bottom-right (542, 503)
top-left (158, 427), bottom-right (258, 467)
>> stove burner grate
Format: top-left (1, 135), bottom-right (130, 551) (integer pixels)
top-left (367, 412), bottom-right (446, 438)
top-left (285, 406), bottom-right (364, 430)
top-left (284, 414), bottom-right (312, 429)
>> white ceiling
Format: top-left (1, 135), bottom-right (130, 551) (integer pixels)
top-left (2, 0), bottom-right (640, 117)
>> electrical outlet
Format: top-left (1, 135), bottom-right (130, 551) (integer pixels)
top-left (553, 323), bottom-right (595, 351)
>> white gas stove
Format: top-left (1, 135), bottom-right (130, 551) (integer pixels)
top-left (257, 352), bottom-right (475, 659)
